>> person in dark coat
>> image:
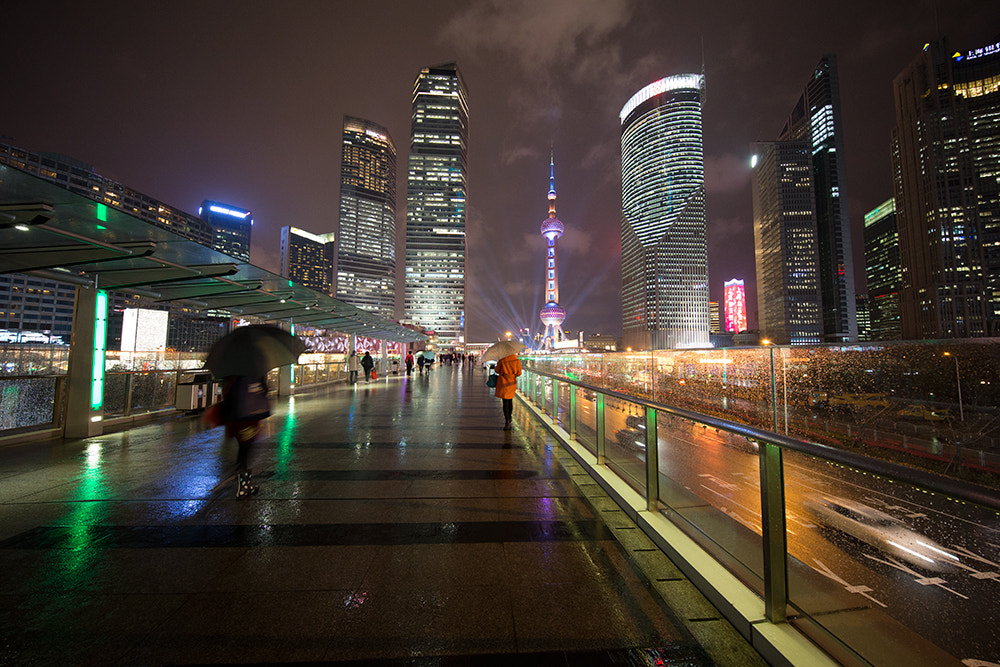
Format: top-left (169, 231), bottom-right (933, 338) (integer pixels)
top-left (361, 351), bottom-right (375, 382)
top-left (405, 352), bottom-right (414, 375)
top-left (220, 375), bottom-right (270, 497)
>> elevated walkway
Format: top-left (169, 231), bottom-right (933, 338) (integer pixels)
top-left (0, 365), bottom-right (769, 665)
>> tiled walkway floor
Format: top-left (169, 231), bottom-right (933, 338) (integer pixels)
top-left (0, 364), bottom-right (765, 665)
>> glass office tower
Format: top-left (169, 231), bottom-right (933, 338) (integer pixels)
top-left (863, 199), bottom-right (901, 340)
top-left (337, 116), bottom-right (397, 318)
top-left (281, 226), bottom-right (336, 295)
top-left (620, 73), bottom-right (709, 350)
top-left (404, 63), bottom-right (469, 346)
top-left (751, 141), bottom-right (823, 345)
top-left (778, 55), bottom-right (857, 343)
top-left (200, 200), bottom-right (252, 262)
top-left (892, 38), bottom-right (1000, 339)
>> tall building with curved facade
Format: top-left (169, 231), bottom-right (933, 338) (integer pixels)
top-left (404, 63), bottom-right (469, 346)
top-left (337, 116), bottom-right (396, 318)
top-left (620, 74), bottom-right (709, 350)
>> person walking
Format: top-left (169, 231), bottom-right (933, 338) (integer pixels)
top-left (219, 375), bottom-right (271, 497)
top-left (417, 354), bottom-right (426, 373)
top-left (361, 351), bottom-right (375, 382)
top-left (405, 352), bottom-right (414, 375)
top-left (348, 351), bottom-right (360, 384)
top-left (494, 353), bottom-right (522, 430)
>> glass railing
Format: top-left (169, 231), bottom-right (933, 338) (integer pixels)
top-left (0, 375), bottom-right (64, 432)
top-left (525, 341), bottom-right (1000, 481)
top-left (520, 357), bottom-right (1000, 665)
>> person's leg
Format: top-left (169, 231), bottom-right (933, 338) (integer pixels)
top-left (234, 423), bottom-right (259, 497)
top-left (502, 398), bottom-right (513, 428)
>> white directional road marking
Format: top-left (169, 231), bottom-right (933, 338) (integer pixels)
top-left (812, 559), bottom-right (886, 607)
top-left (697, 473), bottom-right (738, 491)
top-left (865, 555), bottom-right (969, 599)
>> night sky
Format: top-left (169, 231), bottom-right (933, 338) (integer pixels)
top-left (4, 1), bottom-right (997, 342)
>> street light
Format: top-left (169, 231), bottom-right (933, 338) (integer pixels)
top-left (943, 352), bottom-right (964, 422)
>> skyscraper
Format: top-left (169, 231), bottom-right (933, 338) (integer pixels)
top-left (280, 226), bottom-right (336, 294)
top-left (751, 141), bottom-right (823, 345)
top-left (200, 200), bottom-right (252, 262)
top-left (891, 38), bottom-right (1000, 339)
top-left (723, 278), bottom-right (747, 333)
top-left (404, 63), bottom-right (469, 346)
top-left (539, 155), bottom-right (566, 349)
top-left (620, 73), bottom-right (709, 350)
top-left (863, 198), bottom-right (902, 340)
top-left (778, 55), bottom-right (857, 343)
top-left (337, 116), bottom-right (397, 318)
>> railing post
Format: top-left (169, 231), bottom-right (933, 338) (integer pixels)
top-left (596, 392), bottom-right (606, 464)
top-left (759, 441), bottom-right (788, 623)
top-left (552, 378), bottom-right (559, 424)
top-left (569, 384), bottom-right (577, 440)
top-left (124, 373), bottom-right (134, 417)
top-left (645, 405), bottom-right (659, 512)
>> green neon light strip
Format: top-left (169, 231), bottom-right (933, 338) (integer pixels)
top-left (96, 203), bottom-right (108, 222)
top-left (91, 291), bottom-right (108, 409)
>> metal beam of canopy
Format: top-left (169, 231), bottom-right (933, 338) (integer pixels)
top-left (93, 263), bottom-right (241, 290)
top-left (152, 280), bottom-right (265, 302)
top-left (0, 241), bottom-right (158, 274)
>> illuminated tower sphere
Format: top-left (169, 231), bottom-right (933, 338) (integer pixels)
top-left (539, 155), bottom-right (566, 349)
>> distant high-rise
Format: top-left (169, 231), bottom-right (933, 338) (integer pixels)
top-left (708, 302), bottom-right (720, 335)
top-left (751, 141), bottom-right (823, 345)
top-left (404, 63), bottom-right (469, 345)
top-left (723, 279), bottom-right (747, 333)
top-left (778, 55), bottom-right (857, 343)
top-left (891, 38), bottom-right (1000, 338)
top-left (863, 199), bottom-right (902, 340)
top-left (539, 155), bottom-right (567, 349)
top-left (620, 73), bottom-right (709, 350)
top-left (280, 226), bottom-right (336, 294)
top-left (337, 116), bottom-right (396, 318)
top-left (200, 200), bottom-right (252, 262)
top-left (855, 294), bottom-right (872, 342)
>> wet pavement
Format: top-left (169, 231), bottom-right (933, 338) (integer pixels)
top-left (0, 364), bottom-right (765, 666)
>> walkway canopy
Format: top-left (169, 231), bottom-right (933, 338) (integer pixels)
top-left (0, 166), bottom-right (424, 344)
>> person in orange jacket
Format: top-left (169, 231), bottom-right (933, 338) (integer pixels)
top-left (493, 353), bottom-right (522, 430)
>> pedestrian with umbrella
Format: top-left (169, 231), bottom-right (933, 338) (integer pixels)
top-left (481, 340), bottom-right (525, 430)
top-left (204, 325), bottom-right (304, 497)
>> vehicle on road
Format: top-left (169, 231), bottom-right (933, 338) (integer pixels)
top-left (897, 405), bottom-right (953, 422)
top-left (614, 428), bottom-right (645, 451)
top-left (828, 393), bottom-right (891, 410)
top-left (803, 495), bottom-right (959, 572)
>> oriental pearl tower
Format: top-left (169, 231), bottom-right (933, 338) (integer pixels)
top-left (539, 155), bottom-right (566, 350)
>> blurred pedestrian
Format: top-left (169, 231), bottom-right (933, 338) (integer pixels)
top-left (494, 353), bottom-right (522, 430)
top-left (405, 351), bottom-right (414, 375)
top-left (361, 351), bottom-right (374, 382)
top-left (220, 375), bottom-right (271, 497)
top-left (417, 354), bottom-right (426, 373)
top-left (348, 351), bottom-right (360, 384)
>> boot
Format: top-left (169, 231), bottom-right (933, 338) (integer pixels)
top-left (236, 470), bottom-right (258, 498)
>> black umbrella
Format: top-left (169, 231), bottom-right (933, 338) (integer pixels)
top-left (204, 325), bottom-right (305, 378)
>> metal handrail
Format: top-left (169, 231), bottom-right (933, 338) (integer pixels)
top-left (524, 367), bottom-right (1000, 513)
